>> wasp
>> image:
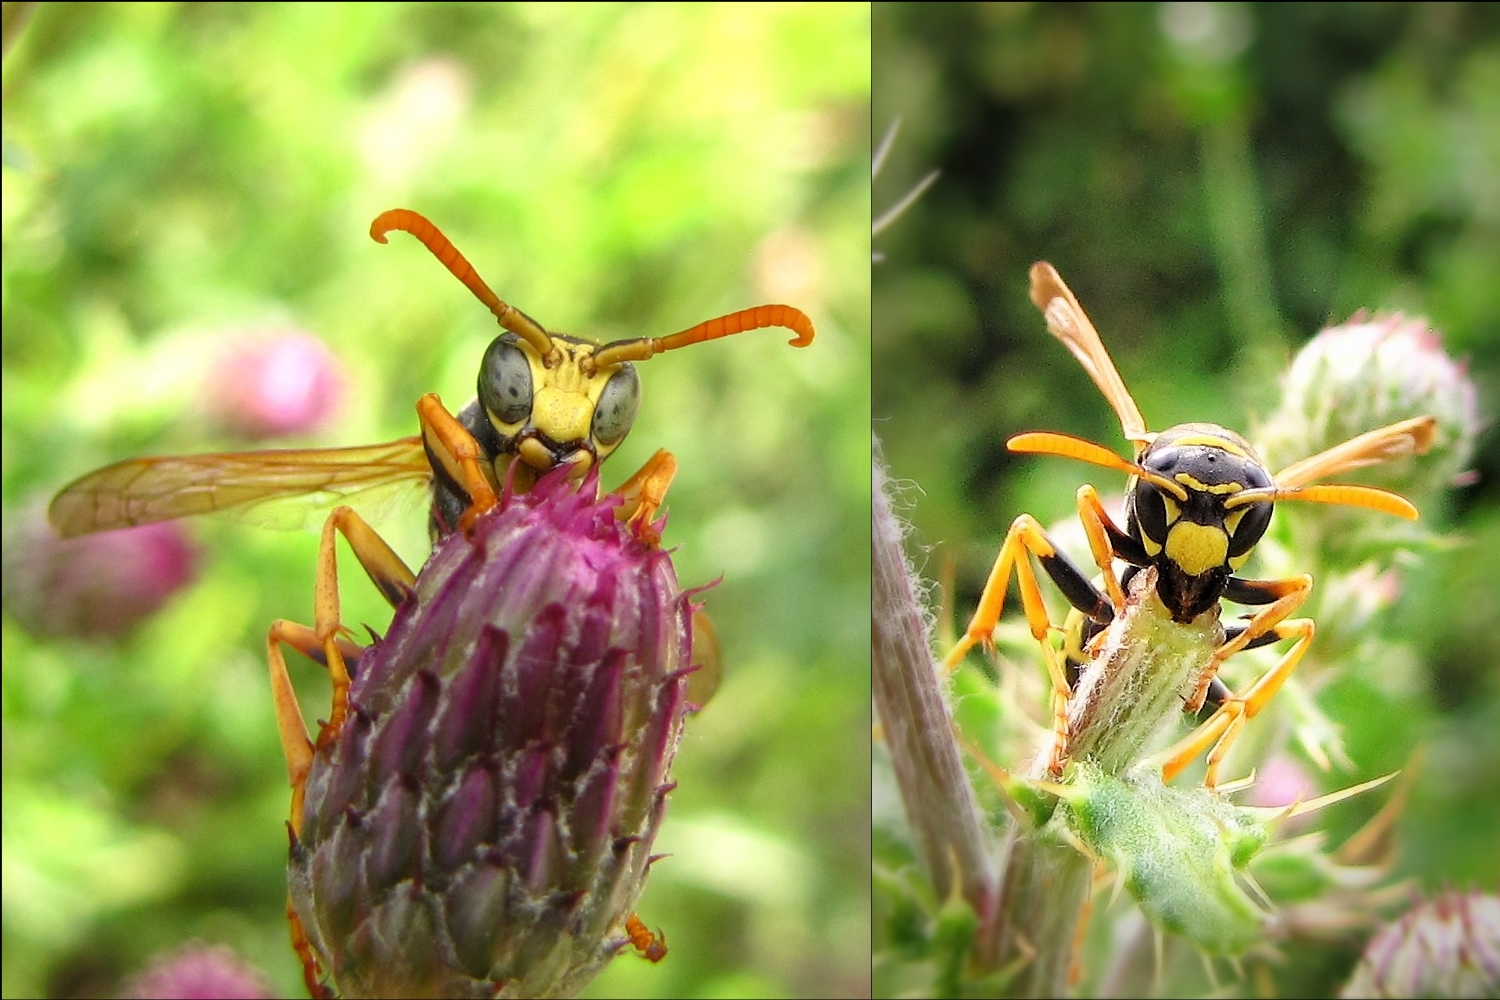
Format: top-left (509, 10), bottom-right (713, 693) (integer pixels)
top-left (49, 209), bottom-right (814, 996)
top-left (943, 262), bottom-right (1433, 787)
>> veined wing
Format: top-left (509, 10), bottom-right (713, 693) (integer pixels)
top-left (49, 437), bottom-right (432, 537)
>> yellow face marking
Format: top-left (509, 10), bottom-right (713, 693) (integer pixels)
top-left (488, 339), bottom-right (628, 472)
top-left (1164, 521), bottom-right (1229, 577)
top-left (1174, 473), bottom-right (1243, 495)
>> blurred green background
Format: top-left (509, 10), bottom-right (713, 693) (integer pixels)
top-left (2, 4), bottom-right (870, 998)
top-left (875, 2), bottom-right (1498, 996)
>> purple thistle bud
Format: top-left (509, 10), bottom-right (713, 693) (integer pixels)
top-left (2, 503), bottom-right (198, 640)
top-left (123, 942), bottom-right (275, 1000)
top-left (1341, 889), bottom-right (1500, 999)
top-left (288, 468), bottom-right (695, 999)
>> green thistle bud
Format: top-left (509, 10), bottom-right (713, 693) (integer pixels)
top-left (1060, 763), bottom-right (1269, 957)
top-left (1254, 313), bottom-right (1479, 571)
top-left (1258, 312), bottom-right (1480, 505)
top-left (1340, 889), bottom-right (1500, 999)
top-left (288, 469), bottom-right (695, 999)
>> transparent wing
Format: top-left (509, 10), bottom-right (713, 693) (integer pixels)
top-left (1029, 262), bottom-right (1152, 448)
top-left (49, 437), bottom-right (433, 537)
top-left (1273, 416), bottom-right (1437, 488)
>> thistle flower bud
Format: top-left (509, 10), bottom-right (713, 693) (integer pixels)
top-left (1258, 313), bottom-right (1480, 505)
top-left (1340, 889), bottom-right (1500, 999)
top-left (123, 943), bottom-right (275, 1000)
top-left (2, 503), bottom-right (198, 640)
top-left (288, 469), bottom-right (695, 999)
top-left (1060, 763), bottom-right (1269, 957)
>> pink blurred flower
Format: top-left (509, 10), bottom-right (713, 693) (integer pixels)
top-left (204, 331), bottom-right (346, 441)
top-left (3, 504), bottom-right (198, 639)
top-left (122, 942), bottom-right (274, 1000)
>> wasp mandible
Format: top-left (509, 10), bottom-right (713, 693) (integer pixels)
top-left (944, 262), bottom-right (1433, 786)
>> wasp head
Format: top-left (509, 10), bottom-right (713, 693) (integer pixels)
top-left (1128, 424), bottom-right (1274, 622)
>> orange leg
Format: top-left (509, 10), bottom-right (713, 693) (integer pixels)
top-left (288, 893), bottom-right (334, 999)
top-left (416, 392), bottom-right (500, 532)
top-left (625, 912), bottom-right (668, 963)
top-left (1158, 575), bottom-right (1314, 785)
top-left (267, 507), bottom-right (417, 998)
top-left (270, 505), bottom-right (417, 828)
top-left (1073, 485), bottom-right (1128, 613)
top-left (609, 448), bottom-right (678, 544)
top-left (944, 514), bottom-right (1102, 776)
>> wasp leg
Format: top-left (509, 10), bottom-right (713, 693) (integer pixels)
top-left (417, 392), bottom-right (500, 533)
top-left (288, 892), bottom-right (334, 999)
top-left (1192, 624), bottom-right (1286, 720)
top-left (306, 506), bottom-right (418, 750)
top-left (943, 513), bottom-right (1116, 686)
top-left (609, 448), bottom-right (678, 544)
top-left (269, 507), bottom-right (416, 1000)
top-left (624, 912), bottom-right (669, 963)
top-left (267, 619), bottom-right (337, 1000)
top-left (1074, 484), bottom-right (1146, 612)
top-left (945, 513), bottom-right (1122, 775)
top-left (1158, 575), bottom-right (1314, 785)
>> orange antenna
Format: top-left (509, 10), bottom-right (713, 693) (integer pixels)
top-left (370, 209), bottom-right (556, 360)
top-left (1008, 431), bottom-right (1189, 501)
top-left (587, 304), bottom-right (815, 371)
top-left (1223, 483), bottom-right (1419, 520)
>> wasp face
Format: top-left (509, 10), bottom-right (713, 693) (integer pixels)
top-left (477, 333), bottom-right (642, 479)
top-left (1127, 423), bottom-right (1274, 622)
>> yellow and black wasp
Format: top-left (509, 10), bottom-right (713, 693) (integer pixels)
top-left (943, 262), bottom-right (1433, 786)
top-left (49, 206), bottom-right (815, 786)
top-left (48, 208), bottom-right (814, 996)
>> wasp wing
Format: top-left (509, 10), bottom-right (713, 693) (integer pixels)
top-left (1029, 262), bottom-right (1152, 449)
top-left (49, 437), bottom-right (432, 537)
top-left (1272, 416), bottom-right (1437, 488)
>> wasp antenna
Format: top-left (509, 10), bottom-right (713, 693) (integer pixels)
top-left (1008, 431), bottom-right (1188, 501)
top-left (1224, 483), bottom-right (1419, 520)
top-left (370, 209), bottom-right (555, 358)
top-left (587, 305), bottom-right (815, 370)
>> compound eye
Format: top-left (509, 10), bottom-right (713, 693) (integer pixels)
top-left (592, 362), bottom-right (640, 447)
top-left (478, 335), bottom-right (533, 426)
top-left (1132, 479), bottom-right (1169, 548)
top-left (1227, 502), bottom-right (1273, 559)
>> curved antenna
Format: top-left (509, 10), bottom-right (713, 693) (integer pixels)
top-left (1029, 263), bottom-right (1152, 448)
top-left (1008, 431), bottom-right (1188, 501)
top-left (587, 304), bottom-right (815, 371)
top-left (370, 209), bottom-right (556, 360)
top-left (1273, 416), bottom-right (1437, 488)
top-left (1224, 483), bottom-right (1419, 521)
